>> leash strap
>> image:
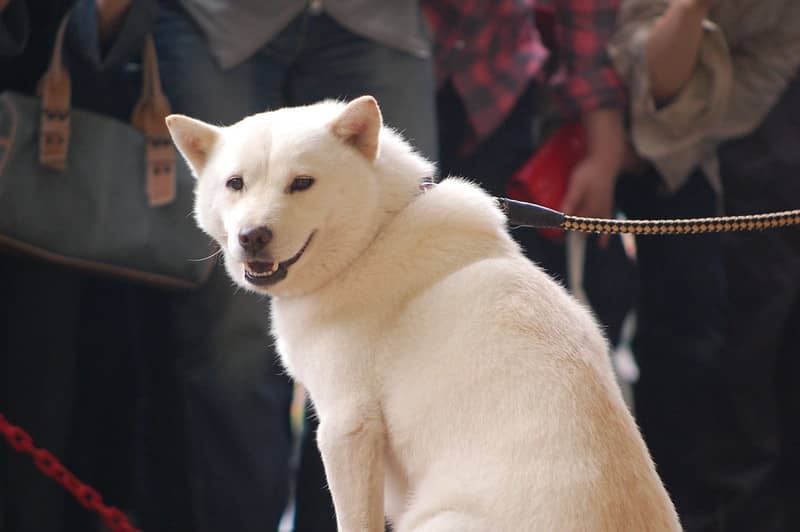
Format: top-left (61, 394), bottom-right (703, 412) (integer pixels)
top-left (497, 197), bottom-right (800, 235)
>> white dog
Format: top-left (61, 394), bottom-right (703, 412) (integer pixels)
top-left (166, 96), bottom-right (681, 532)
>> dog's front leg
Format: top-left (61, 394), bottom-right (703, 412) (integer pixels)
top-left (317, 410), bottom-right (385, 532)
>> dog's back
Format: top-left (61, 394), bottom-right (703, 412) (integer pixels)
top-left (287, 178), bottom-right (681, 531)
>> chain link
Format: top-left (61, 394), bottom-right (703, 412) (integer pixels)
top-left (0, 412), bottom-right (142, 532)
top-left (562, 209), bottom-right (800, 235)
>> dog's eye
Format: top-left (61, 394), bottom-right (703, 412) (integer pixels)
top-left (226, 176), bottom-right (244, 191)
top-left (288, 176), bottom-right (315, 193)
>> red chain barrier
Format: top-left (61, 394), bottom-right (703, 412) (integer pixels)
top-left (0, 412), bottom-right (142, 532)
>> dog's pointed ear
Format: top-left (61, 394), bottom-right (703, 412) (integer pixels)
top-left (329, 95), bottom-right (382, 161)
top-left (165, 114), bottom-right (221, 177)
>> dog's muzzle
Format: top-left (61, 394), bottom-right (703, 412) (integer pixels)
top-left (243, 232), bottom-right (315, 286)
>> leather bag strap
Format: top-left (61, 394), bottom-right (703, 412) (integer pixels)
top-left (131, 36), bottom-right (177, 206)
top-left (37, 13), bottom-right (71, 172)
top-left (36, 13), bottom-right (177, 206)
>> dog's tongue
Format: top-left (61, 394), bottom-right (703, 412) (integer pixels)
top-left (247, 261), bottom-right (276, 274)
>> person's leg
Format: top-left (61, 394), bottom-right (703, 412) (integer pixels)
top-left (154, 3), bottom-right (289, 126)
top-left (777, 301), bottom-right (800, 530)
top-left (129, 284), bottom-right (196, 532)
top-left (152, 5), bottom-right (294, 531)
top-left (169, 268), bottom-right (294, 532)
top-left (63, 277), bottom-right (146, 532)
top-left (285, 12), bottom-right (438, 160)
top-left (713, 225), bottom-right (796, 532)
top-left (617, 167), bottom-right (730, 532)
top-left (715, 117), bottom-right (800, 531)
top-left (1, 255), bottom-right (81, 532)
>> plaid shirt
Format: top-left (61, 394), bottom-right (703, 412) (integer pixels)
top-left (423, 0), bottom-right (626, 141)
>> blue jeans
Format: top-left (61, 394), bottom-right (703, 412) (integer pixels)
top-left (153, 5), bottom-right (437, 532)
top-left (155, 4), bottom-right (438, 157)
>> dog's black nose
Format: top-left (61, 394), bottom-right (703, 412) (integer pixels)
top-left (238, 226), bottom-right (273, 255)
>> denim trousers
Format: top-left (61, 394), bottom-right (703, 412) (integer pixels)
top-left (152, 5), bottom-right (437, 532)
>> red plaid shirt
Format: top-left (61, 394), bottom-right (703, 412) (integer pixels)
top-left (423, 0), bottom-right (626, 142)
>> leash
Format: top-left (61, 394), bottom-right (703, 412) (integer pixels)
top-left (497, 197), bottom-right (800, 235)
top-left (0, 412), bottom-right (141, 532)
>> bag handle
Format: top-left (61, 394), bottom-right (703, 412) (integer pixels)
top-left (130, 36), bottom-right (177, 206)
top-left (37, 13), bottom-right (71, 173)
top-left (37, 13), bottom-right (177, 206)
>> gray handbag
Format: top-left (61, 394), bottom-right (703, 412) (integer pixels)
top-left (0, 15), bottom-right (215, 289)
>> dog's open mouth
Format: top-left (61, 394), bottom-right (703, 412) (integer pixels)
top-left (244, 232), bottom-right (315, 286)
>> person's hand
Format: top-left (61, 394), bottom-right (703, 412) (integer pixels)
top-left (561, 108), bottom-right (625, 221)
top-left (561, 155), bottom-right (620, 248)
top-left (561, 155), bottom-right (619, 220)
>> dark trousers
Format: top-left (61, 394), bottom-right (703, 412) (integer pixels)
top-left (617, 168), bottom-right (730, 531)
top-left (0, 256), bottom-right (196, 532)
top-left (711, 71), bottom-right (800, 532)
top-left (616, 70), bottom-right (800, 531)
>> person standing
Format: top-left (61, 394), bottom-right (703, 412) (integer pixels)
top-left (71, 1), bottom-right (439, 530)
top-left (609, 1), bottom-right (800, 529)
top-left (423, 0), bottom-right (636, 348)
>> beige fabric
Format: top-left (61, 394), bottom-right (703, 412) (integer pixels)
top-left (609, 0), bottom-right (800, 193)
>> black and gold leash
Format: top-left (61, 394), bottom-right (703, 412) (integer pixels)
top-left (497, 198), bottom-right (800, 235)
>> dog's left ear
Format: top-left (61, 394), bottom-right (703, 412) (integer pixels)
top-left (329, 95), bottom-right (382, 161)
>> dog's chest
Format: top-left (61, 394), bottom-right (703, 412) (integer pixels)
top-left (271, 302), bottom-right (390, 399)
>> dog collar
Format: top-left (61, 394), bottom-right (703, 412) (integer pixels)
top-left (418, 177), bottom-right (436, 193)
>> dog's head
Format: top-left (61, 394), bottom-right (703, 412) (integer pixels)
top-left (166, 96), bottom-right (432, 297)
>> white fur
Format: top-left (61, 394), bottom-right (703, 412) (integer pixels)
top-left (167, 97), bottom-right (682, 532)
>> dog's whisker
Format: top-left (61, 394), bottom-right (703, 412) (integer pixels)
top-left (188, 247), bottom-right (223, 262)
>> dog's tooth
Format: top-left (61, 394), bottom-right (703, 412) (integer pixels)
top-left (245, 261), bottom-right (280, 277)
